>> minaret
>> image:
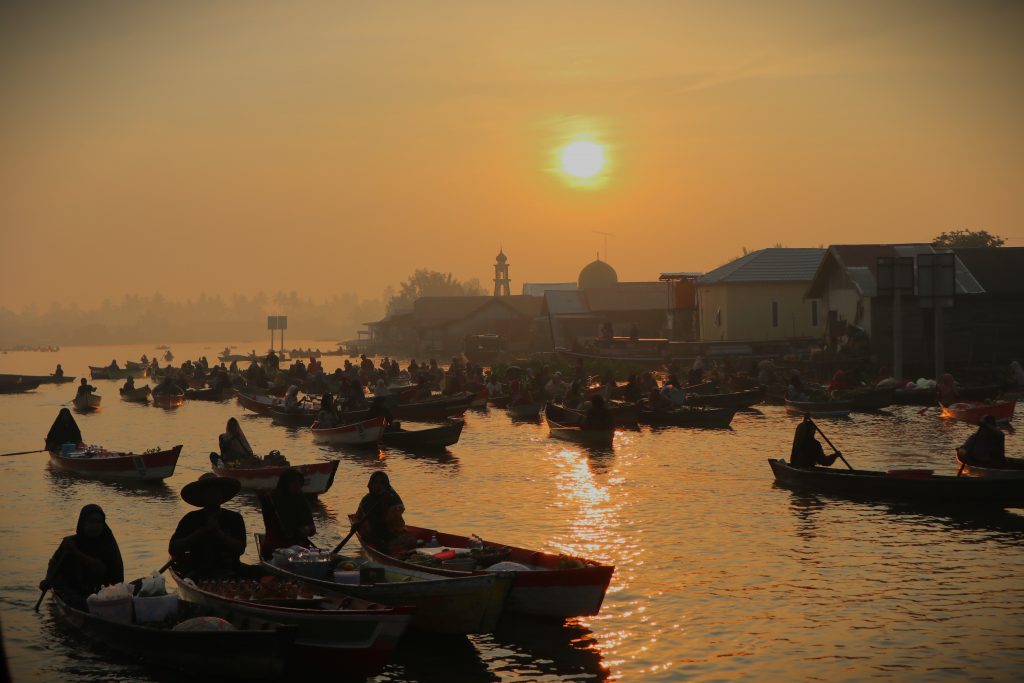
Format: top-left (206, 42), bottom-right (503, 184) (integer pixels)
top-left (493, 249), bottom-right (511, 297)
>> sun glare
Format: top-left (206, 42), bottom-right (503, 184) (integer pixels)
top-left (560, 141), bottom-right (606, 179)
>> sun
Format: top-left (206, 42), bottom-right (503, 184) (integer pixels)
top-left (559, 140), bottom-right (606, 179)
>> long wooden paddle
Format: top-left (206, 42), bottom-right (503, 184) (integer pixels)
top-left (811, 420), bottom-right (854, 471)
top-left (34, 544), bottom-right (69, 611)
top-left (331, 500), bottom-right (379, 554)
top-left (1, 448), bottom-right (45, 457)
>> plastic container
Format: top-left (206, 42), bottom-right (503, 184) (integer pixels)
top-left (86, 595), bottom-right (133, 624)
top-left (359, 566), bottom-right (386, 584)
top-left (441, 558), bottom-right (476, 572)
top-left (333, 570), bottom-right (360, 585)
top-left (287, 557), bottom-right (333, 580)
top-left (133, 594), bottom-right (179, 623)
top-left (61, 443), bottom-right (76, 455)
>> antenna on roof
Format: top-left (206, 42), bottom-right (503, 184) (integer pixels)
top-left (592, 230), bottom-right (615, 261)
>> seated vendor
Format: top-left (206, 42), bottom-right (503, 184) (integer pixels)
top-left (217, 417), bottom-right (258, 466)
top-left (355, 471), bottom-right (409, 553)
top-left (168, 474), bottom-right (247, 579)
top-left (40, 504), bottom-right (123, 610)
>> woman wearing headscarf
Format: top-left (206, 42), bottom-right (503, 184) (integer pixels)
top-left (218, 417), bottom-right (255, 466)
top-left (356, 471), bottom-right (407, 553)
top-left (315, 393), bottom-right (338, 429)
top-left (45, 408), bottom-right (83, 452)
top-left (40, 504), bottom-right (123, 609)
top-left (263, 468), bottom-right (315, 555)
top-left (283, 385), bottom-right (301, 412)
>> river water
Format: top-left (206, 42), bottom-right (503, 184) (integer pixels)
top-left (1, 342), bottom-right (1022, 682)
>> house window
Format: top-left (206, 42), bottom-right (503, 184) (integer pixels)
top-left (771, 301), bottom-right (779, 328)
top-left (810, 300), bottom-right (819, 327)
top-left (714, 307), bottom-right (722, 327)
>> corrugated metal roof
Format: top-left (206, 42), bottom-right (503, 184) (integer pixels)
top-left (544, 290), bottom-right (590, 315)
top-left (698, 248), bottom-right (826, 284)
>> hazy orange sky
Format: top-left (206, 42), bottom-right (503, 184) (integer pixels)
top-left (2, 1), bottom-right (1022, 311)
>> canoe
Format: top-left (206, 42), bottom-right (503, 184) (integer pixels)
top-left (270, 407), bottom-right (318, 427)
top-left (940, 400), bottom-right (1015, 425)
top-left (548, 421), bottom-right (614, 448)
top-left (213, 460), bottom-right (339, 495)
top-left (0, 379), bottom-right (40, 394)
top-left (50, 591), bottom-right (296, 680)
top-left (186, 386), bottom-right (234, 401)
top-left (488, 394), bottom-right (512, 408)
top-left (48, 445), bottom-right (182, 481)
top-left (544, 401), bottom-right (640, 428)
top-left (119, 385), bottom-right (152, 402)
top-left (507, 401), bottom-right (544, 419)
top-left (469, 389), bottom-right (489, 409)
top-left (152, 390), bottom-right (185, 408)
top-left (784, 399), bottom-right (853, 418)
top-left (638, 406), bottom-right (736, 428)
top-left (311, 416), bottom-right (387, 446)
top-left (236, 391), bottom-right (283, 415)
top-left (256, 535), bottom-right (513, 634)
top-left (72, 393), bottom-right (102, 411)
top-left (768, 458), bottom-right (1024, 508)
top-left (89, 365), bottom-right (148, 380)
top-left (956, 452), bottom-right (1024, 480)
top-left (688, 388), bottom-right (764, 410)
top-left (0, 373), bottom-right (74, 385)
top-left (169, 567), bottom-right (414, 678)
top-left (353, 521), bottom-right (615, 619)
top-left (893, 383), bottom-right (1003, 406)
top-left (382, 418), bottom-right (465, 450)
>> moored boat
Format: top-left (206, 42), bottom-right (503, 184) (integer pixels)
top-left (152, 390), bottom-right (185, 408)
top-left (784, 399), bottom-right (853, 418)
top-left (637, 405), bottom-right (736, 428)
top-left (311, 416), bottom-right (386, 446)
top-left (768, 458), bottom-right (1024, 507)
top-left (381, 418), bottom-right (465, 450)
top-left (548, 421), bottom-right (614, 448)
top-left (940, 400), bottom-right (1015, 425)
top-left (0, 378), bottom-right (41, 394)
top-left (50, 591), bottom-right (296, 680)
top-left (119, 385), bottom-right (152, 402)
top-left (394, 395), bottom-right (471, 422)
top-left (72, 393), bottom-right (102, 411)
top-left (90, 365), bottom-right (148, 380)
top-left (353, 521), bottom-right (615, 619)
top-left (48, 444), bottom-right (182, 481)
top-left (213, 460), bottom-right (340, 494)
top-left (545, 401), bottom-right (639, 427)
top-left (270, 407), bottom-right (318, 427)
top-left (185, 385), bottom-right (234, 401)
top-left (236, 391), bottom-right (282, 415)
top-left (256, 535), bottom-right (514, 634)
top-left (843, 387), bottom-right (895, 411)
top-left (169, 567), bottom-right (414, 678)
top-left (0, 372), bottom-right (75, 385)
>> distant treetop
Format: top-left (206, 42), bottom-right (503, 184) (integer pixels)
top-left (932, 229), bottom-right (1006, 248)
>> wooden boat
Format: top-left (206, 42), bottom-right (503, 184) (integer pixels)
top-left (545, 401), bottom-right (639, 428)
top-left (688, 388), bottom-right (764, 410)
top-left (354, 521), bottom-right (614, 619)
top-left (893, 383), bottom-right (1003, 406)
top-left (213, 459), bottom-right (339, 494)
top-left (394, 395), bottom-right (470, 422)
top-left (956, 451), bottom-right (1024, 480)
top-left (170, 567), bottom-right (414, 678)
top-left (89, 365), bottom-right (148, 380)
top-left (48, 444), bottom-right (182, 481)
top-left (0, 378), bottom-right (40, 394)
top-left (843, 387), bottom-right (895, 411)
top-left (270, 407), bottom-right (318, 427)
top-left (119, 385), bottom-right (152, 402)
top-left (507, 401), bottom-right (544, 419)
top-left (236, 391), bottom-right (283, 415)
top-left (548, 421), bottom-right (614, 448)
top-left (637, 406), bottom-right (736, 428)
top-left (784, 399), bottom-right (853, 418)
top-left (311, 416), bottom-right (387, 446)
top-left (469, 389), bottom-right (489, 409)
top-left (940, 400), bottom-right (1015, 425)
top-left (0, 373), bottom-right (74, 385)
top-left (768, 458), bottom-right (1024, 507)
top-left (72, 393), bottom-right (102, 411)
top-left (382, 418), bottom-right (465, 450)
top-left (152, 390), bottom-right (185, 408)
top-left (50, 591), bottom-right (296, 680)
top-left (256, 535), bottom-right (513, 634)
top-left (185, 385), bottom-right (234, 401)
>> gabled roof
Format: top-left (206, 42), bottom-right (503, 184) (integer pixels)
top-left (698, 248), bottom-right (825, 285)
top-left (806, 244), bottom-right (986, 298)
top-left (412, 295), bottom-right (542, 326)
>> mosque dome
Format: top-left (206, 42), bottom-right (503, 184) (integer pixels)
top-left (578, 257), bottom-right (618, 289)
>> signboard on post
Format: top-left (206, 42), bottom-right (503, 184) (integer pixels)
top-left (267, 315), bottom-right (288, 330)
top-left (916, 253), bottom-right (956, 308)
top-left (876, 257), bottom-right (914, 295)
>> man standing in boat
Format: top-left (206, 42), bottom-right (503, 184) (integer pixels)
top-left (790, 415), bottom-right (839, 468)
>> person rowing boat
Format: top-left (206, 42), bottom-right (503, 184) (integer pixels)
top-left (790, 414), bottom-right (839, 468)
top-left (40, 504), bottom-right (123, 610)
top-left (958, 415), bottom-right (1006, 466)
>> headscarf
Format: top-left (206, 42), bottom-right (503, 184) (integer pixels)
top-left (46, 408), bottom-right (82, 451)
top-left (271, 468), bottom-right (313, 541)
top-left (72, 504), bottom-right (124, 586)
top-left (222, 417), bottom-right (254, 458)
